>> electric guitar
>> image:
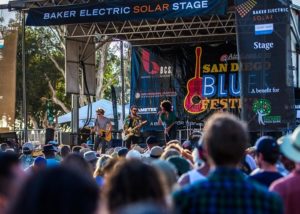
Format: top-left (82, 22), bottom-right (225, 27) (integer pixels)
top-left (184, 47), bottom-right (206, 114)
top-left (98, 129), bottom-right (112, 142)
top-left (122, 121), bottom-right (147, 141)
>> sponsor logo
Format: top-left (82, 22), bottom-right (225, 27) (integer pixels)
top-left (255, 23), bottom-right (273, 35)
top-left (220, 53), bottom-right (238, 62)
top-left (252, 99), bottom-right (281, 125)
top-left (253, 42), bottom-right (274, 50)
top-left (236, 0), bottom-right (257, 18)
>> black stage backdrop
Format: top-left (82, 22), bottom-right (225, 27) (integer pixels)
top-left (131, 43), bottom-right (239, 131)
top-left (235, 0), bottom-right (295, 132)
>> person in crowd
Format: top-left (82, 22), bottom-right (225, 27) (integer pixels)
top-left (84, 151), bottom-right (99, 172)
top-left (270, 126), bottom-right (300, 214)
top-left (60, 145), bottom-right (71, 159)
top-left (143, 136), bottom-right (160, 157)
top-left (123, 105), bottom-right (143, 149)
top-left (72, 145), bottom-right (83, 154)
top-left (0, 143), bottom-right (8, 152)
top-left (19, 142), bottom-right (34, 170)
top-left (158, 100), bottom-right (177, 143)
top-left (126, 150), bottom-right (142, 160)
top-left (118, 148), bottom-right (129, 158)
top-left (249, 136), bottom-right (283, 187)
top-left (93, 154), bottom-right (112, 187)
top-left (113, 201), bottom-right (173, 214)
top-left (0, 153), bottom-right (25, 214)
top-left (173, 112), bottom-right (283, 213)
top-left (61, 153), bottom-right (93, 176)
top-left (91, 108), bottom-right (112, 154)
top-left (166, 156), bottom-right (191, 177)
top-left (161, 148), bottom-right (180, 160)
top-left (8, 167), bottom-right (99, 214)
top-left (151, 160), bottom-right (178, 193)
top-left (149, 146), bottom-right (164, 159)
top-left (102, 159), bottom-right (168, 213)
top-left (178, 144), bottom-right (208, 187)
top-left (24, 156), bottom-right (47, 175)
top-left (42, 144), bottom-right (60, 168)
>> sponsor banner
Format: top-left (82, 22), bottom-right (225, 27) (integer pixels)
top-left (131, 43), bottom-right (238, 131)
top-left (235, 0), bottom-right (295, 131)
top-left (26, 0), bottom-right (227, 26)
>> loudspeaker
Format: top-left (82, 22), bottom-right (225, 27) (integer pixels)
top-left (45, 128), bottom-right (55, 144)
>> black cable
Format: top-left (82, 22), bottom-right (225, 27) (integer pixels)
top-left (80, 60), bottom-right (93, 129)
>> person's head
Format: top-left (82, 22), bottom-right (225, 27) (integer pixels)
top-left (96, 108), bottom-right (105, 118)
top-left (32, 157), bottom-right (47, 172)
top-left (278, 126), bottom-right (300, 167)
top-left (0, 143), bottom-right (8, 152)
top-left (166, 156), bottom-right (191, 177)
top-left (161, 149), bottom-right (180, 160)
top-left (255, 136), bottom-right (280, 166)
top-left (203, 112), bottom-right (249, 167)
top-left (150, 146), bottom-right (164, 159)
top-left (94, 154), bottom-right (112, 177)
top-left (60, 145), bottom-right (71, 159)
top-left (151, 160), bottom-right (178, 193)
top-left (130, 105), bottom-right (139, 116)
top-left (160, 100), bottom-right (172, 112)
top-left (8, 167), bottom-right (99, 214)
top-left (126, 150), bottom-right (142, 160)
top-left (84, 151), bottom-right (99, 171)
top-left (146, 136), bottom-right (159, 149)
top-left (0, 153), bottom-right (24, 213)
top-left (61, 153), bottom-right (93, 176)
top-left (102, 159), bottom-right (167, 213)
top-left (42, 144), bottom-right (57, 159)
top-left (72, 145), bottom-right (83, 154)
top-left (22, 142), bottom-right (34, 155)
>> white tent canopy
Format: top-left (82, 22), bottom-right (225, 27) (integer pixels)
top-left (57, 99), bottom-right (129, 127)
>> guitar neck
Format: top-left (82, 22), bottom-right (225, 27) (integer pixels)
top-left (195, 47), bottom-right (202, 78)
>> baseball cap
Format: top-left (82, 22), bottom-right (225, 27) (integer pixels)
top-left (255, 136), bottom-right (280, 162)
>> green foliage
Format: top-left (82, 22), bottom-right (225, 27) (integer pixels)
top-left (16, 27), bottom-right (70, 128)
top-left (252, 99), bottom-right (271, 115)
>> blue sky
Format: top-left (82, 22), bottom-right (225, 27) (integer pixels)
top-left (0, 0), bottom-right (15, 26)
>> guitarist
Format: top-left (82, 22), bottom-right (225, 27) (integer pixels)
top-left (158, 100), bottom-right (177, 143)
top-left (123, 105), bottom-right (143, 149)
top-left (92, 108), bottom-right (112, 154)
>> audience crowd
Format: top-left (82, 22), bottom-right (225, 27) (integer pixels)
top-left (0, 112), bottom-right (299, 214)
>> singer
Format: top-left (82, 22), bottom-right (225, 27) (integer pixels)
top-left (158, 100), bottom-right (177, 143)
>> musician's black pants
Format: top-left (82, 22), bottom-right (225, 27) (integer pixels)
top-left (165, 124), bottom-right (177, 143)
top-left (125, 135), bottom-right (139, 149)
top-left (94, 135), bottom-right (107, 154)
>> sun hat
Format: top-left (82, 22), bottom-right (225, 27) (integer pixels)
top-left (150, 146), bottom-right (164, 158)
top-left (278, 126), bottom-right (300, 163)
top-left (22, 142), bottom-right (34, 152)
top-left (126, 150), bottom-right (142, 160)
top-left (84, 151), bottom-right (98, 162)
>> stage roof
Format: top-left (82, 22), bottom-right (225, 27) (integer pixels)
top-left (21, 0), bottom-right (236, 46)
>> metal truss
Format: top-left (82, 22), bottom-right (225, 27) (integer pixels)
top-left (18, 0), bottom-right (236, 45)
top-left (65, 11), bottom-right (236, 46)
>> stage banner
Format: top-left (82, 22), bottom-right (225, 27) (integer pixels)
top-left (131, 43), bottom-right (239, 131)
top-left (235, 0), bottom-right (295, 132)
top-left (26, 0), bottom-right (227, 26)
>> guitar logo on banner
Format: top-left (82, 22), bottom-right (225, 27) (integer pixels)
top-left (236, 0), bottom-right (257, 18)
top-left (184, 47), bottom-right (207, 114)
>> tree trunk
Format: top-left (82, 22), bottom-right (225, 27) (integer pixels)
top-left (96, 42), bottom-right (109, 99)
top-left (45, 74), bottom-right (70, 113)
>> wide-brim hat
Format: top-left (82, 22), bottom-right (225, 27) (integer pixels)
top-left (278, 126), bottom-right (300, 163)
